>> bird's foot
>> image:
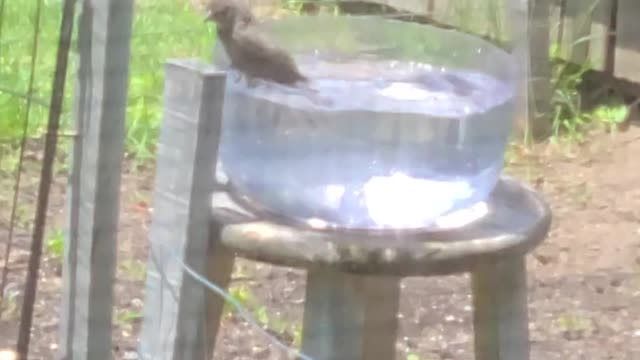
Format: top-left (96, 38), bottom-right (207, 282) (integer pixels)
top-left (245, 77), bottom-right (261, 88)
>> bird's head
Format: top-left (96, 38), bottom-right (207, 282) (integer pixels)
top-left (205, 0), bottom-right (252, 30)
top-left (205, 0), bottom-right (234, 26)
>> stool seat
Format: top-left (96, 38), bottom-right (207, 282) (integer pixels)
top-left (211, 176), bottom-right (551, 277)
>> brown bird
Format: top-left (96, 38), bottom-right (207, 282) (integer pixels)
top-left (205, 0), bottom-right (309, 87)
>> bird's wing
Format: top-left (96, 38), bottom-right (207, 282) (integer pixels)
top-left (232, 28), bottom-right (297, 67)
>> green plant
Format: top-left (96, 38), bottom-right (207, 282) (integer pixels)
top-left (125, 0), bottom-right (216, 160)
top-left (224, 282), bottom-right (301, 347)
top-left (13, 204), bottom-right (33, 229)
top-left (591, 101), bottom-right (630, 133)
top-left (280, 0), bottom-right (306, 13)
top-left (224, 284), bottom-right (253, 316)
top-left (546, 1), bottom-right (624, 143)
top-left (0, 286), bottom-right (19, 321)
top-left (119, 259), bottom-right (147, 281)
top-left (116, 309), bottom-right (143, 325)
top-left (116, 308), bottom-right (144, 335)
top-left (549, 42), bottom-right (593, 141)
top-left (555, 313), bottom-right (591, 336)
top-left (255, 305), bottom-right (270, 326)
top-left (0, 0), bottom-right (70, 143)
top-left (291, 326), bottom-right (303, 348)
top-left (45, 227), bottom-right (65, 260)
top-left (0, 148), bottom-right (19, 175)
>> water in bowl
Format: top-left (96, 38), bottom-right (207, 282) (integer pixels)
top-left (217, 56), bottom-right (515, 230)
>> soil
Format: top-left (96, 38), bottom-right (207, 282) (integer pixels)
top-left (1, 126), bottom-right (640, 360)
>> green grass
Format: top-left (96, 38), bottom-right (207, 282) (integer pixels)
top-left (224, 283), bottom-right (302, 347)
top-left (126, 0), bottom-right (216, 160)
top-left (0, 0), bottom-right (216, 161)
top-left (45, 226), bottom-right (65, 260)
top-left (0, 0), bottom-right (64, 142)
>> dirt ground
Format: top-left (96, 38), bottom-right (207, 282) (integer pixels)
top-left (1, 124), bottom-right (640, 360)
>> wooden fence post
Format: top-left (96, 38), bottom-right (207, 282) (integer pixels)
top-left (526, 0), bottom-right (553, 140)
top-left (137, 59), bottom-right (228, 360)
top-left (58, 0), bottom-right (134, 359)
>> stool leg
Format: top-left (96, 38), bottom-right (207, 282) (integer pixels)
top-left (301, 269), bottom-right (400, 360)
top-left (471, 256), bottom-right (530, 360)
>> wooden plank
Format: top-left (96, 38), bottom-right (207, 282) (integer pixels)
top-left (58, 0), bottom-right (134, 359)
top-left (614, 0), bottom-right (640, 83)
top-left (359, 0), bottom-right (428, 14)
top-left (472, 256), bottom-right (530, 360)
top-left (588, 0), bottom-right (613, 71)
top-left (301, 269), bottom-right (400, 360)
top-left (527, 0), bottom-right (553, 140)
top-left (560, 0), bottom-right (594, 64)
top-left (136, 60), bottom-right (228, 360)
top-left (427, 0), bottom-right (449, 20)
top-left (549, 0), bottom-right (564, 50)
top-left (435, 0), bottom-right (488, 35)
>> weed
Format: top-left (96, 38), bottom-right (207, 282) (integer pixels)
top-left (115, 309), bottom-right (144, 335)
top-left (119, 259), bottom-right (147, 281)
top-left (279, 0), bottom-right (306, 13)
top-left (45, 227), bottom-right (65, 260)
top-left (291, 326), bottom-right (302, 348)
top-left (0, 283), bottom-right (20, 321)
top-left (13, 204), bottom-right (33, 229)
top-left (554, 312), bottom-right (592, 339)
top-left (116, 309), bottom-right (143, 325)
top-left (0, 0), bottom-right (70, 143)
top-left (591, 101), bottom-right (631, 134)
top-left (225, 282), bottom-right (301, 347)
top-left (224, 284), bottom-right (253, 316)
top-left (125, 0), bottom-right (216, 159)
top-left (0, 148), bottom-right (19, 175)
top-left (548, 43), bottom-right (593, 141)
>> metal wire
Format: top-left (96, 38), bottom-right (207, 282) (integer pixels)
top-left (0, 0), bottom-right (45, 312)
top-left (16, 0), bottom-right (76, 356)
top-left (180, 259), bottom-right (315, 360)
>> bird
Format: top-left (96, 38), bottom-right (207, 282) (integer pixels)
top-left (204, 0), bottom-right (309, 87)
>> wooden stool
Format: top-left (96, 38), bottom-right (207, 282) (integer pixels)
top-left (137, 59), bottom-right (551, 360)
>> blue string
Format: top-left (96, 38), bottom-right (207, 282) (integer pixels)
top-left (180, 260), bottom-right (316, 360)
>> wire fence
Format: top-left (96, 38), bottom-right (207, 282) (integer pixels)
top-left (0, 1), bottom-right (638, 359)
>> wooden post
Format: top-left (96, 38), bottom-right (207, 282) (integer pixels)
top-left (58, 0), bottom-right (133, 359)
top-left (526, 0), bottom-right (553, 140)
top-left (137, 59), bottom-right (229, 360)
top-left (614, 0), bottom-right (640, 84)
top-left (472, 257), bottom-right (530, 360)
top-left (301, 269), bottom-right (400, 360)
top-left (589, 0), bottom-right (614, 74)
top-left (560, 0), bottom-right (593, 64)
